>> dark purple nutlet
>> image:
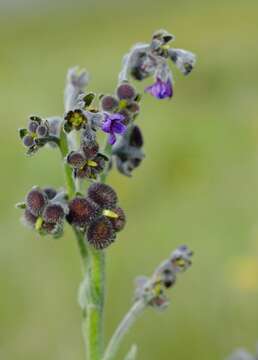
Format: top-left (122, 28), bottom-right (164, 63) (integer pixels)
top-left (43, 187), bottom-right (57, 200)
top-left (43, 204), bottom-right (64, 224)
top-left (67, 197), bottom-right (99, 227)
top-left (26, 189), bottom-right (47, 217)
top-left (109, 207), bottom-right (126, 232)
top-left (41, 221), bottom-right (56, 234)
top-left (87, 216), bottom-right (115, 249)
top-left (28, 120), bottom-right (39, 133)
top-left (36, 124), bottom-right (48, 138)
top-left (23, 135), bottom-right (35, 147)
top-left (117, 83), bottom-right (136, 100)
top-left (127, 101), bottom-right (140, 114)
top-left (82, 141), bottom-right (99, 159)
top-left (88, 183), bottom-right (117, 209)
top-left (101, 95), bottom-right (119, 112)
top-left (23, 208), bottom-right (37, 227)
top-left (67, 151), bottom-right (85, 169)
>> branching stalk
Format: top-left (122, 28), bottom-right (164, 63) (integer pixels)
top-left (103, 299), bottom-right (146, 360)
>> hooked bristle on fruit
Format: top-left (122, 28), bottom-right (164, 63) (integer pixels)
top-left (88, 183), bottom-right (118, 209)
top-left (43, 204), bottom-right (65, 224)
top-left (67, 197), bottom-right (100, 227)
top-left (26, 188), bottom-right (47, 217)
top-left (86, 216), bottom-right (116, 249)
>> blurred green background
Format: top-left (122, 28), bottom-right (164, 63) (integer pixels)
top-left (1, 0), bottom-right (258, 359)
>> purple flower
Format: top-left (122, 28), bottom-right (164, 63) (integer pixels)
top-left (145, 77), bottom-right (173, 99)
top-left (102, 113), bottom-right (127, 145)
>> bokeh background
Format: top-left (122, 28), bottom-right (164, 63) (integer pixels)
top-left (1, 0), bottom-right (258, 359)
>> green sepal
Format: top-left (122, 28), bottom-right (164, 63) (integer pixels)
top-left (83, 92), bottom-right (95, 107)
top-left (26, 145), bottom-right (39, 156)
top-left (19, 128), bottom-right (28, 139)
top-left (63, 121), bottom-right (72, 133)
top-left (75, 191), bottom-right (83, 197)
top-left (15, 202), bottom-right (26, 209)
top-left (29, 115), bottom-right (42, 124)
top-left (134, 93), bottom-right (142, 102)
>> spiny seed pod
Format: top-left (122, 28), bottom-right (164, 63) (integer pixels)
top-left (43, 187), bottom-right (57, 200)
top-left (26, 188), bottom-right (47, 217)
top-left (67, 151), bottom-right (85, 169)
top-left (67, 197), bottom-right (99, 227)
top-left (88, 183), bottom-right (117, 209)
top-left (117, 83), bottom-right (136, 100)
top-left (43, 204), bottom-right (65, 224)
top-left (87, 216), bottom-right (115, 249)
top-left (101, 95), bottom-right (119, 111)
top-left (107, 207), bottom-right (126, 232)
top-left (23, 208), bottom-right (37, 227)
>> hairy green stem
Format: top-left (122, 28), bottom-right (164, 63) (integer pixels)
top-left (59, 127), bottom-right (112, 360)
top-left (59, 129), bottom-right (76, 199)
top-left (84, 249), bottom-right (106, 360)
top-left (103, 299), bottom-right (146, 360)
top-left (84, 142), bottom-right (112, 359)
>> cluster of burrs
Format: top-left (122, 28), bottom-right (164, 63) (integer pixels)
top-left (17, 183), bottom-right (125, 249)
top-left (134, 245), bottom-right (193, 309)
top-left (17, 29), bottom-right (196, 251)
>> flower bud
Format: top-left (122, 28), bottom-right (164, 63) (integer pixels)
top-left (88, 183), bottom-right (117, 209)
top-left (86, 216), bottom-right (115, 249)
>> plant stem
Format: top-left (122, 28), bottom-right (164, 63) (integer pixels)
top-left (60, 127), bottom-right (112, 360)
top-left (59, 129), bottom-right (76, 199)
top-left (102, 299), bottom-right (146, 360)
top-left (84, 249), bottom-right (106, 360)
top-left (84, 142), bottom-right (112, 359)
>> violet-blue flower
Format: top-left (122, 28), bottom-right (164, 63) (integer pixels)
top-left (102, 113), bottom-right (126, 145)
top-left (145, 77), bottom-right (173, 99)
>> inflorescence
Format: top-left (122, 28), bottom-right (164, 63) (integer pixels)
top-left (17, 29), bottom-right (196, 251)
top-left (134, 245), bottom-right (193, 310)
